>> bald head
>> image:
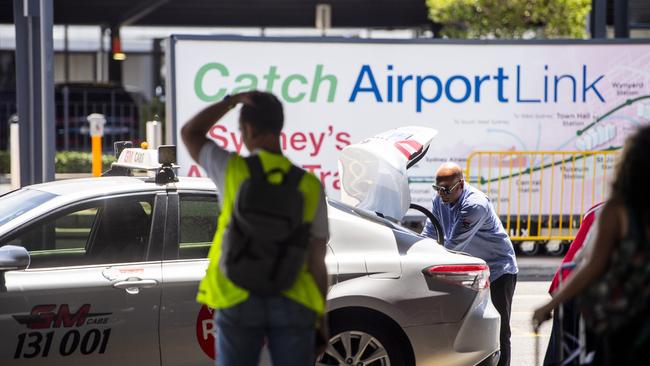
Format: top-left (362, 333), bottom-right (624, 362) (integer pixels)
top-left (435, 162), bottom-right (463, 181)
top-left (434, 162), bottom-right (465, 204)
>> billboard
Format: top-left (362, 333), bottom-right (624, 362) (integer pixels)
top-left (166, 36), bottom-right (650, 212)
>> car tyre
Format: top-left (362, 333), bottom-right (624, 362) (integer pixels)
top-left (318, 313), bottom-right (406, 366)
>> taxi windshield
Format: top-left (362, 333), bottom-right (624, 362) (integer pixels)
top-left (0, 189), bottom-right (57, 226)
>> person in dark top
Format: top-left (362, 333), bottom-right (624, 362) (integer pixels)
top-left (533, 125), bottom-right (650, 365)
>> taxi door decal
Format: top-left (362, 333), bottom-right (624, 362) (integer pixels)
top-left (11, 304), bottom-right (113, 359)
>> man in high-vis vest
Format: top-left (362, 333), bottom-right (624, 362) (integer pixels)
top-left (181, 91), bottom-right (329, 366)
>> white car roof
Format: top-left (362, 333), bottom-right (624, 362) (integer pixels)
top-left (28, 176), bottom-right (217, 198)
top-left (0, 177), bottom-right (218, 235)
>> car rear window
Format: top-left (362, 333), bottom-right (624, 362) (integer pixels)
top-left (0, 189), bottom-right (57, 226)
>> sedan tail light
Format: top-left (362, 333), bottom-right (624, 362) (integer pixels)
top-left (423, 264), bottom-right (490, 291)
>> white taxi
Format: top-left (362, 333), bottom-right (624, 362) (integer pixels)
top-left (0, 129), bottom-right (500, 366)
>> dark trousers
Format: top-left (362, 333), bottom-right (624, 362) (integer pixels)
top-left (491, 273), bottom-right (517, 366)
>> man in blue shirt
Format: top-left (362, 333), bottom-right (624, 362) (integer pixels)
top-left (422, 162), bottom-right (518, 366)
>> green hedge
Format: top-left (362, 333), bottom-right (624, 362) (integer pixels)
top-left (0, 150), bottom-right (116, 174)
top-left (55, 152), bottom-right (116, 173)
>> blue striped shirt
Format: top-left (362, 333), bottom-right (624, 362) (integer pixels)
top-left (422, 184), bottom-right (518, 282)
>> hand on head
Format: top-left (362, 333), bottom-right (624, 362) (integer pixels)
top-left (231, 91), bottom-right (257, 107)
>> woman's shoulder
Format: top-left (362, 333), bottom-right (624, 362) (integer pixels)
top-left (599, 198), bottom-right (627, 239)
top-left (601, 197), bottom-right (625, 214)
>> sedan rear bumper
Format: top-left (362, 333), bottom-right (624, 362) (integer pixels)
top-left (405, 289), bottom-right (500, 366)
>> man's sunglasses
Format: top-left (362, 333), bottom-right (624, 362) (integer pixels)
top-left (432, 180), bottom-right (462, 195)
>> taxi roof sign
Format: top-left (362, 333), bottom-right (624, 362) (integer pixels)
top-left (116, 147), bottom-right (160, 170)
top-left (103, 142), bottom-right (178, 184)
top-left (114, 145), bottom-right (178, 171)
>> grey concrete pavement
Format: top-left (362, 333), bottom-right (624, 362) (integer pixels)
top-left (516, 256), bottom-right (562, 281)
top-left (512, 281), bottom-right (553, 366)
top-left (506, 257), bottom-right (560, 365)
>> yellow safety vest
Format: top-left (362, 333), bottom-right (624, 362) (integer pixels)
top-left (196, 150), bottom-right (325, 315)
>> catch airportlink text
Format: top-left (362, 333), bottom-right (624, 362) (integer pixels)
top-left (194, 63), bottom-right (606, 113)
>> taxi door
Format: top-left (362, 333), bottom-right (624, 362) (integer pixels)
top-left (159, 191), bottom-right (217, 365)
top-left (0, 193), bottom-right (165, 366)
top-left (158, 192), bottom-right (273, 365)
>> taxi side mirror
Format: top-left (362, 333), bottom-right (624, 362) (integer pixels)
top-left (0, 245), bottom-right (30, 271)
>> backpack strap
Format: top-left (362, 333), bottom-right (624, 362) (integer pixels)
top-left (245, 155), bottom-right (304, 186)
top-left (284, 165), bottom-right (305, 188)
top-left (245, 155), bottom-right (265, 182)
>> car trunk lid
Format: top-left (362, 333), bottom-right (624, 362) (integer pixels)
top-left (338, 126), bottom-right (437, 221)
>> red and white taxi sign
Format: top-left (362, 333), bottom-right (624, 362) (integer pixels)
top-left (196, 305), bottom-right (216, 360)
top-left (115, 147), bottom-right (160, 170)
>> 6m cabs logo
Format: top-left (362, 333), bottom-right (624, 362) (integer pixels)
top-left (13, 304), bottom-right (111, 329)
top-left (12, 304), bottom-right (113, 359)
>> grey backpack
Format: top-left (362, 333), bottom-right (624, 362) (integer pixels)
top-left (220, 155), bottom-right (311, 296)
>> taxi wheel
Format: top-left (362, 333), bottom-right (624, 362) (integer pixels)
top-left (318, 313), bottom-right (407, 366)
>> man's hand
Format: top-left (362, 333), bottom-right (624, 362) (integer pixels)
top-left (230, 91), bottom-right (255, 107)
top-left (181, 92), bottom-right (254, 162)
top-left (531, 303), bottom-right (553, 333)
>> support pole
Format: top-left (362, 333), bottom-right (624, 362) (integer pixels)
top-left (614, 0), bottom-right (630, 38)
top-left (91, 136), bottom-right (102, 177)
top-left (146, 117), bottom-right (162, 150)
top-left (10, 115), bottom-right (20, 190)
top-left (99, 25), bottom-right (106, 82)
top-left (315, 4), bottom-right (332, 36)
top-left (40, 0), bottom-right (56, 182)
top-left (591, 0), bottom-right (607, 39)
top-left (64, 24), bottom-right (69, 82)
top-left (13, 0), bottom-right (55, 186)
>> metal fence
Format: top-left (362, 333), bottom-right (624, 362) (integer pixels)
top-left (2, 89), bottom-right (141, 154)
top-left (465, 150), bottom-right (620, 242)
top-left (55, 101), bottom-right (140, 153)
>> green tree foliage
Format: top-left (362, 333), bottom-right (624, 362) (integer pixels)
top-left (427, 0), bottom-right (591, 39)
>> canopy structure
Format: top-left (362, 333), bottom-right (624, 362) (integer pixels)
top-left (0, 0), bottom-right (430, 28)
top-left (1, 0), bottom-right (649, 30)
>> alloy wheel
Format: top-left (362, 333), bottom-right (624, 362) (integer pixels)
top-left (317, 330), bottom-right (391, 366)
